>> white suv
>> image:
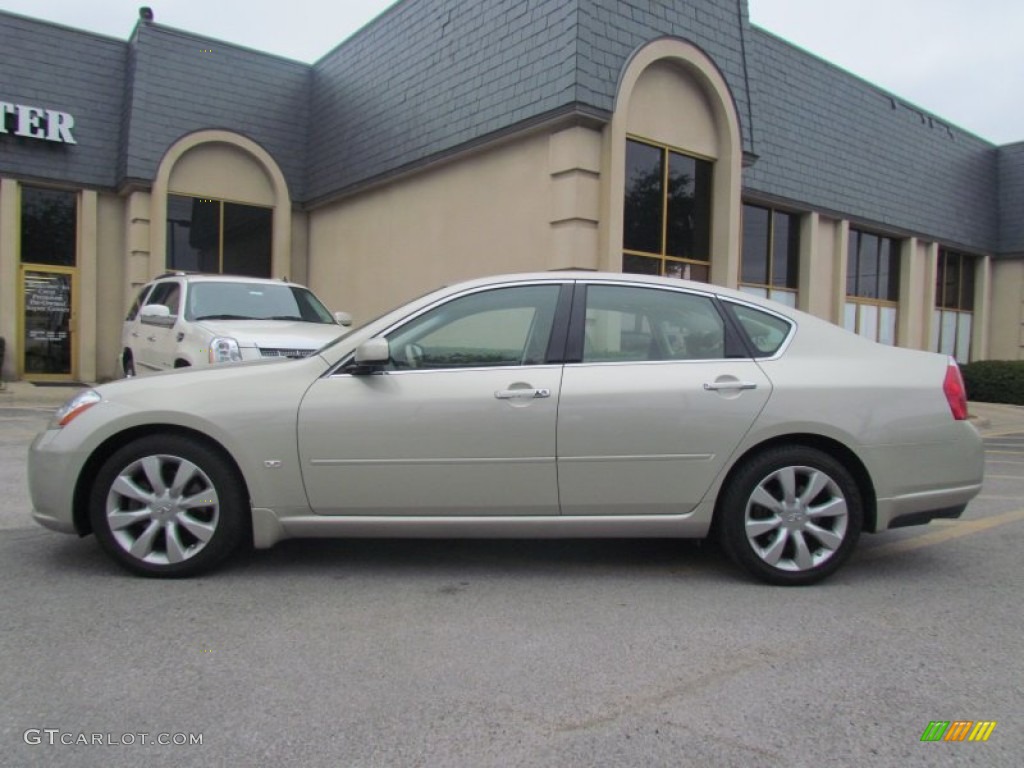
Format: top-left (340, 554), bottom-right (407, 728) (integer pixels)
top-left (120, 273), bottom-right (351, 377)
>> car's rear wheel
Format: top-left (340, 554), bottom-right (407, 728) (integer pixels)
top-left (122, 350), bottom-right (135, 378)
top-left (717, 446), bottom-right (862, 586)
top-left (89, 435), bottom-right (247, 577)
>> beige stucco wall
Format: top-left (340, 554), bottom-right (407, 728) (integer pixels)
top-left (95, 192), bottom-right (126, 381)
top-left (307, 130), bottom-right (565, 324)
top-left (797, 212), bottom-right (836, 321)
top-left (989, 258), bottom-right (1024, 359)
top-left (0, 178), bottom-right (17, 381)
top-left (150, 131), bottom-right (292, 282)
top-left (167, 143), bottom-right (275, 205)
top-left (625, 60), bottom-right (719, 159)
top-left (602, 39), bottom-right (743, 286)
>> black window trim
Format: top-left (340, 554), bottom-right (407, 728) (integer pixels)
top-left (565, 280), bottom-right (755, 365)
top-left (719, 297), bottom-right (797, 360)
top-left (332, 279), bottom-right (576, 377)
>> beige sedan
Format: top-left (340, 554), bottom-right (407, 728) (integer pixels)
top-left (29, 273), bottom-right (984, 585)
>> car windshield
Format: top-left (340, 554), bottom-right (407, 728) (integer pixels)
top-left (186, 282), bottom-right (335, 324)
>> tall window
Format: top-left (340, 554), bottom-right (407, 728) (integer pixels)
top-left (622, 138), bottom-right (712, 281)
top-left (933, 248), bottom-right (976, 363)
top-left (166, 194), bottom-right (272, 277)
top-left (739, 203), bottom-right (799, 307)
top-left (21, 186), bottom-right (77, 266)
top-left (20, 186), bottom-right (77, 376)
top-left (845, 229), bottom-right (901, 345)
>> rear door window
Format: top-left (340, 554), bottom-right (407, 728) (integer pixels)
top-left (726, 302), bottom-right (793, 356)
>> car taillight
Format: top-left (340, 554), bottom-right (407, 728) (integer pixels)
top-left (943, 359), bottom-right (968, 421)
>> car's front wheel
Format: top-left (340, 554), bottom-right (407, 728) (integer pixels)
top-left (717, 446), bottom-right (863, 586)
top-left (89, 435), bottom-right (248, 577)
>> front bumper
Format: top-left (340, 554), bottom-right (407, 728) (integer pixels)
top-left (28, 429), bottom-right (85, 535)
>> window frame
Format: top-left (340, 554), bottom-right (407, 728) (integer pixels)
top-left (933, 248), bottom-right (977, 363)
top-left (337, 282), bottom-right (574, 375)
top-left (166, 193), bottom-right (273, 277)
top-left (622, 136), bottom-right (714, 282)
top-left (844, 228), bottom-right (902, 345)
top-left (739, 202), bottom-right (800, 307)
top-left (564, 281), bottom-right (753, 364)
top-left (20, 185), bottom-right (79, 267)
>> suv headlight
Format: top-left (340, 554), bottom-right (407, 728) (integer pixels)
top-left (209, 337), bottom-right (242, 364)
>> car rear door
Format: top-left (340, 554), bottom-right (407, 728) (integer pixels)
top-left (556, 282), bottom-right (771, 516)
top-left (297, 282), bottom-right (570, 516)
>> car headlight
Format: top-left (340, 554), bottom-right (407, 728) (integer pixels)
top-left (52, 389), bottom-right (102, 428)
top-left (209, 337), bottom-right (242, 364)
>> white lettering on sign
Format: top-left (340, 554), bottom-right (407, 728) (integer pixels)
top-left (0, 101), bottom-right (76, 144)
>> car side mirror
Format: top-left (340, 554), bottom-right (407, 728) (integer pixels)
top-left (139, 304), bottom-right (173, 326)
top-left (334, 311), bottom-right (353, 327)
top-left (350, 338), bottom-right (390, 374)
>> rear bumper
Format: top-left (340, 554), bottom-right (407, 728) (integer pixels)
top-left (861, 421), bottom-right (984, 532)
top-left (888, 505), bottom-right (966, 529)
top-left (877, 481), bottom-right (982, 530)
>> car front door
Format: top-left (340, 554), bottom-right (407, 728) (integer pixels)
top-left (135, 281), bottom-right (183, 373)
top-left (297, 282), bottom-right (568, 516)
top-left (556, 282), bottom-right (771, 516)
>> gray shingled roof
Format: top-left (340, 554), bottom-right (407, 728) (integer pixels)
top-left (2, 3), bottom-right (1020, 256)
top-left (743, 28), bottom-right (1000, 255)
top-left (306, 0), bottom-right (759, 203)
top-left (998, 143), bottom-right (1024, 255)
top-left (0, 13), bottom-right (126, 188)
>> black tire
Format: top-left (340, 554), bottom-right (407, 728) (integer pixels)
top-left (122, 350), bottom-right (136, 378)
top-left (717, 446), bottom-right (863, 586)
top-left (89, 434), bottom-right (248, 577)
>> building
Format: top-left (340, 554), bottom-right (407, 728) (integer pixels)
top-left (1, 0), bottom-right (1021, 383)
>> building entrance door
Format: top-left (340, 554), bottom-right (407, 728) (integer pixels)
top-left (20, 266), bottom-right (76, 380)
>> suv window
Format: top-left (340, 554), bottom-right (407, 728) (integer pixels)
top-left (583, 285), bottom-right (725, 362)
top-left (384, 285), bottom-right (561, 370)
top-left (126, 285), bottom-right (152, 321)
top-left (142, 282), bottom-right (182, 318)
top-left (185, 282), bottom-right (334, 323)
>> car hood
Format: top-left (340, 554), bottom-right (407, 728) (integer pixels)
top-left (193, 319), bottom-right (346, 349)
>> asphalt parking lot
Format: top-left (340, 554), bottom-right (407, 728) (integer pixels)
top-left (0, 395), bottom-right (1021, 767)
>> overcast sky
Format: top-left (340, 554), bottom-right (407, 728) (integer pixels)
top-left (1, 0), bottom-right (1020, 145)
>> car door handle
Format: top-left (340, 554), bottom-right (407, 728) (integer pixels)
top-left (495, 388), bottom-right (551, 400)
top-left (703, 381), bottom-right (757, 391)
top-left (146, 335), bottom-right (157, 343)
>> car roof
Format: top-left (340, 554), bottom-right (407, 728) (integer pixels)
top-left (445, 271), bottom-right (789, 312)
top-left (151, 272), bottom-right (303, 287)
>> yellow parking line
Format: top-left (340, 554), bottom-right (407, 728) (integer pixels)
top-left (985, 474), bottom-right (1024, 480)
top-left (985, 450), bottom-right (1024, 455)
top-left (862, 508), bottom-right (1024, 560)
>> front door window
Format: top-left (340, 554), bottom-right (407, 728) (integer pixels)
top-left (20, 186), bottom-right (77, 379)
top-left (22, 270), bottom-right (73, 376)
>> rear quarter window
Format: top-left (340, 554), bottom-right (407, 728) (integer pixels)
top-left (727, 302), bottom-right (793, 356)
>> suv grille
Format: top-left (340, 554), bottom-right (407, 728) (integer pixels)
top-left (259, 348), bottom-right (315, 359)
